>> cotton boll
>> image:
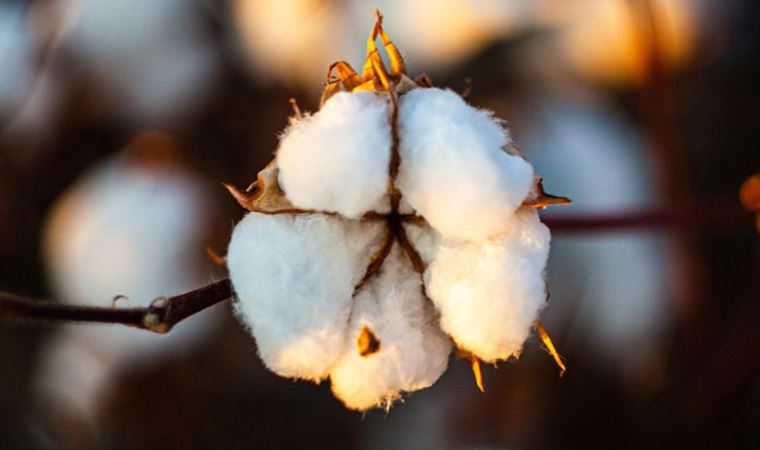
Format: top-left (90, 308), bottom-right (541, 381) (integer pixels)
top-left (426, 208), bottom-right (550, 362)
top-left (329, 246), bottom-right (452, 411)
top-left (44, 157), bottom-right (214, 317)
top-left (232, 0), bottom-right (354, 90)
top-left (41, 157), bottom-right (220, 354)
top-left (228, 213), bottom-right (385, 381)
top-left (39, 152), bottom-right (221, 419)
top-left (63, 0), bottom-right (218, 125)
top-left (397, 88), bottom-right (534, 242)
top-left (277, 91), bottom-right (392, 217)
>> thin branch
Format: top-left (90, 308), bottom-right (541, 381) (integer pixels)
top-left (0, 278), bottom-right (233, 333)
top-left (544, 200), bottom-right (750, 233)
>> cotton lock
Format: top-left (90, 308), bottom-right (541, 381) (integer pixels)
top-left (398, 87), bottom-right (535, 242)
top-left (277, 91), bottom-right (392, 217)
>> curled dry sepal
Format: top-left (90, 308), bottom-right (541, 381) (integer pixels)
top-left (225, 13), bottom-right (569, 411)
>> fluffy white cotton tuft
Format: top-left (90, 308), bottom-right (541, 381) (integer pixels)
top-left (397, 88), bottom-right (534, 242)
top-left (425, 208), bottom-right (550, 362)
top-left (277, 91), bottom-right (392, 217)
top-left (329, 246), bottom-right (451, 411)
top-left (227, 212), bottom-right (385, 381)
top-left (403, 222), bottom-right (442, 266)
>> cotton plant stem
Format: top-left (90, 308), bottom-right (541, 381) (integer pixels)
top-left (543, 200), bottom-right (750, 233)
top-left (0, 278), bottom-right (233, 333)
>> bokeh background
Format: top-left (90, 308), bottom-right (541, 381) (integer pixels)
top-left (0, 0), bottom-right (758, 449)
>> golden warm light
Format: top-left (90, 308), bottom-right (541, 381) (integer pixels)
top-left (562, 0), bottom-right (697, 84)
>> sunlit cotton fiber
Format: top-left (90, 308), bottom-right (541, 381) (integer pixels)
top-left (277, 91), bottom-right (392, 217)
top-left (402, 222), bottom-right (441, 266)
top-left (227, 68), bottom-right (556, 411)
top-left (425, 208), bottom-right (550, 362)
top-left (228, 212), bottom-right (385, 381)
top-left (329, 246), bottom-right (451, 410)
top-left (397, 87), bottom-right (534, 242)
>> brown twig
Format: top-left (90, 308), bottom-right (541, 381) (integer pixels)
top-left (0, 278), bottom-right (233, 333)
top-left (544, 199), bottom-right (750, 233)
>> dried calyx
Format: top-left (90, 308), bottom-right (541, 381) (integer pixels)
top-left (225, 11), bottom-right (568, 411)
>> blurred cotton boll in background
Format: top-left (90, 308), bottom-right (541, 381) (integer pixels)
top-left (232, 0), bottom-right (348, 90)
top-left (0, 3), bottom-right (33, 111)
top-left (59, 0), bottom-right (219, 126)
top-left (520, 94), bottom-right (675, 374)
top-left (36, 133), bottom-right (224, 432)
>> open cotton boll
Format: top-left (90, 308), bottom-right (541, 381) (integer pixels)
top-left (425, 208), bottom-right (550, 362)
top-left (397, 88), bottom-right (534, 242)
top-left (228, 213), bottom-right (385, 381)
top-left (329, 246), bottom-right (451, 411)
top-left (277, 91), bottom-right (392, 218)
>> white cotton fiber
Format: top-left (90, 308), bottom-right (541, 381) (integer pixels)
top-left (403, 222), bottom-right (442, 266)
top-left (397, 88), bottom-right (534, 242)
top-left (277, 91), bottom-right (392, 218)
top-left (227, 212), bottom-right (385, 381)
top-left (329, 246), bottom-right (452, 411)
top-left (425, 207), bottom-right (550, 362)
